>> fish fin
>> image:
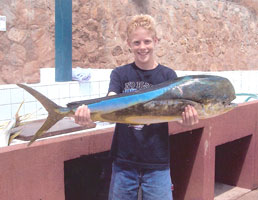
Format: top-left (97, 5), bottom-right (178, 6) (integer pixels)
top-left (17, 84), bottom-right (61, 113)
top-left (8, 130), bottom-right (22, 145)
top-left (17, 84), bottom-right (68, 146)
top-left (14, 101), bottom-right (24, 127)
top-left (28, 114), bottom-right (65, 146)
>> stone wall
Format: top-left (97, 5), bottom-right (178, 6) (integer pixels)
top-left (0, 0), bottom-right (55, 84)
top-left (0, 0), bottom-right (257, 84)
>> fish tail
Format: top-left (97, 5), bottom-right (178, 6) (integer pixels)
top-left (17, 84), bottom-right (69, 146)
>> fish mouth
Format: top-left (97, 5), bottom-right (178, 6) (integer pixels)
top-left (228, 102), bottom-right (237, 107)
top-left (225, 102), bottom-right (237, 110)
top-left (224, 102), bottom-right (238, 114)
top-left (198, 102), bottom-right (237, 119)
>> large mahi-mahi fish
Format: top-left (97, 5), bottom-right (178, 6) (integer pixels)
top-left (17, 75), bottom-right (236, 145)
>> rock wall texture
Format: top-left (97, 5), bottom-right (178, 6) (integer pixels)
top-left (0, 0), bottom-right (257, 84)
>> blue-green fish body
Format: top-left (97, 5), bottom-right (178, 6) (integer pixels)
top-left (17, 75), bottom-right (236, 145)
top-left (68, 75), bottom-right (236, 124)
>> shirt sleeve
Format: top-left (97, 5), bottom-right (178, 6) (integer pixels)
top-left (166, 68), bottom-right (177, 81)
top-left (108, 68), bottom-right (123, 94)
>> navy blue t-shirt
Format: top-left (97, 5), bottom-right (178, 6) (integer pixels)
top-left (108, 62), bottom-right (177, 169)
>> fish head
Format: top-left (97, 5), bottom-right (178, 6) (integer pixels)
top-left (170, 75), bottom-right (237, 119)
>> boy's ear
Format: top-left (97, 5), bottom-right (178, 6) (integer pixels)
top-left (153, 36), bottom-right (159, 44)
top-left (127, 38), bottom-right (132, 47)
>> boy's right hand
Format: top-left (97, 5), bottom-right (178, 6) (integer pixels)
top-left (74, 105), bottom-right (96, 128)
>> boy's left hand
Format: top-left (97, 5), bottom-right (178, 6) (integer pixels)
top-left (178, 105), bottom-right (199, 126)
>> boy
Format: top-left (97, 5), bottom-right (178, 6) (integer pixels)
top-left (75, 14), bottom-right (199, 200)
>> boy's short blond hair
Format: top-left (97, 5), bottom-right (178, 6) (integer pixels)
top-left (127, 14), bottom-right (157, 39)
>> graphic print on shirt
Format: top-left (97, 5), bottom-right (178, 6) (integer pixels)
top-left (123, 81), bottom-right (152, 93)
top-left (123, 81), bottom-right (153, 130)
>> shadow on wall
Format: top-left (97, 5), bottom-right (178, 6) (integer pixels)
top-left (64, 151), bottom-right (112, 200)
top-left (215, 135), bottom-right (252, 188)
top-left (132, 0), bottom-right (150, 14)
top-left (170, 129), bottom-right (203, 200)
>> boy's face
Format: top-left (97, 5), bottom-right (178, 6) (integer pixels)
top-left (127, 27), bottom-right (158, 68)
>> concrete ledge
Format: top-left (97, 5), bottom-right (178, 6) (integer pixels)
top-left (0, 100), bottom-right (258, 199)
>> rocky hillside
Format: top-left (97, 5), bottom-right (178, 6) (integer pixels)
top-left (0, 0), bottom-right (257, 84)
